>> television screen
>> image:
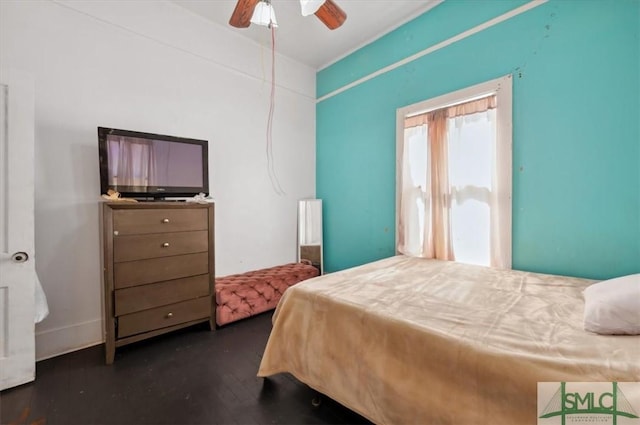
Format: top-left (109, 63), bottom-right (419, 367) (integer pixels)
top-left (98, 127), bottom-right (209, 199)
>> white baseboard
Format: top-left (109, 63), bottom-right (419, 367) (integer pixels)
top-left (35, 319), bottom-right (103, 361)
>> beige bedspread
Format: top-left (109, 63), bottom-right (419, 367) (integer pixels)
top-left (257, 256), bottom-right (640, 424)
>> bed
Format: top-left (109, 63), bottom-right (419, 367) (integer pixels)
top-left (257, 255), bottom-right (640, 424)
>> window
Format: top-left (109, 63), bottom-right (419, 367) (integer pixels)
top-left (396, 75), bottom-right (512, 269)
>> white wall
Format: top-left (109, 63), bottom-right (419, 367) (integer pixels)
top-left (0, 0), bottom-right (316, 360)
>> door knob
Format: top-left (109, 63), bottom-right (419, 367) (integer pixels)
top-left (11, 252), bottom-right (29, 263)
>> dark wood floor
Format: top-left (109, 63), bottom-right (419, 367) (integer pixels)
top-left (1, 312), bottom-right (370, 425)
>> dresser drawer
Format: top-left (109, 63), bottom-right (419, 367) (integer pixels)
top-left (113, 208), bottom-right (208, 235)
top-left (117, 296), bottom-right (211, 338)
top-left (114, 274), bottom-right (210, 316)
top-left (114, 252), bottom-right (209, 289)
top-left (114, 230), bottom-right (208, 262)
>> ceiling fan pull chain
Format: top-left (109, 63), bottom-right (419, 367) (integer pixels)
top-left (266, 24), bottom-right (285, 195)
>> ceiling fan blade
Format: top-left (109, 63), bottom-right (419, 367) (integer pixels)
top-left (229, 0), bottom-right (260, 28)
top-left (314, 0), bottom-right (346, 30)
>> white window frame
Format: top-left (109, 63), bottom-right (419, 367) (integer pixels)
top-left (395, 74), bottom-right (513, 266)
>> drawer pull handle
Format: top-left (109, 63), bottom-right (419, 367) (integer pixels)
top-left (166, 312), bottom-right (174, 318)
top-left (162, 218), bottom-right (170, 223)
top-left (162, 242), bottom-right (170, 248)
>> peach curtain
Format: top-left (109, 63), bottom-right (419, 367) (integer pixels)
top-left (427, 109), bottom-right (454, 260)
top-left (446, 95), bottom-right (497, 118)
top-left (398, 95), bottom-right (501, 264)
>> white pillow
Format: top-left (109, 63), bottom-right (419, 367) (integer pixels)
top-left (583, 274), bottom-right (640, 335)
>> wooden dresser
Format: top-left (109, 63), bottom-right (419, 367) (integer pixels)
top-left (101, 202), bottom-right (215, 364)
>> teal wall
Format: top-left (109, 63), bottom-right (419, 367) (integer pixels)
top-left (316, 0), bottom-right (640, 279)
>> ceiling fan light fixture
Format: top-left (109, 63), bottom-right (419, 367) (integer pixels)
top-left (300, 0), bottom-right (326, 16)
top-left (250, 0), bottom-right (278, 28)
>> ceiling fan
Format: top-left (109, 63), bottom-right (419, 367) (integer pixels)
top-left (229, 0), bottom-right (347, 30)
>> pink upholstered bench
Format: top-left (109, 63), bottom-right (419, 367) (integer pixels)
top-left (215, 262), bottom-right (320, 326)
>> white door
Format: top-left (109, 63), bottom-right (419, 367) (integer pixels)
top-left (0, 69), bottom-right (36, 391)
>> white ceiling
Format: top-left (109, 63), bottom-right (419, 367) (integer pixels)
top-left (172, 0), bottom-right (442, 70)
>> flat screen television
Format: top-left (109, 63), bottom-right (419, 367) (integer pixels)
top-left (98, 127), bottom-right (209, 199)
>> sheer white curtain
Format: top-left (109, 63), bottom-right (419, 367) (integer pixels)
top-left (397, 95), bottom-right (510, 269)
top-left (108, 137), bottom-right (156, 187)
top-left (398, 124), bottom-right (428, 256)
top-left (448, 109), bottom-right (494, 266)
